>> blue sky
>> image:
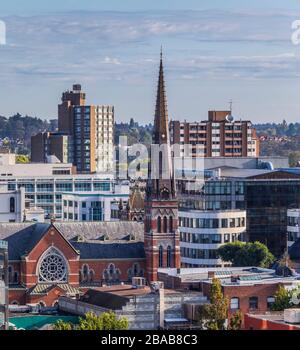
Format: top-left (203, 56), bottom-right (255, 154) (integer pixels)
top-left (1, 1), bottom-right (300, 123)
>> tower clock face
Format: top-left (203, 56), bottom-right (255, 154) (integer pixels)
top-left (161, 134), bottom-right (165, 139)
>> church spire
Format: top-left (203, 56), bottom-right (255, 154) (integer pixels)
top-left (153, 47), bottom-right (169, 145)
top-left (147, 49), bottom-right (176, 200)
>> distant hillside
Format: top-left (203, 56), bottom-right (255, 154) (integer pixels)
top-left (0, 113), bottom-right (57, 155)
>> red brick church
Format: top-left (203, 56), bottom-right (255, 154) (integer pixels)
top-left (0, 52), bottom-right (180, 307)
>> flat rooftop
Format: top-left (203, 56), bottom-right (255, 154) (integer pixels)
top-left (158, 267), bottom-right (300, 286)
top-left (90, 284), bottom-right (185, 297)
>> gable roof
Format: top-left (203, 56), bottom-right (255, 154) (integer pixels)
top-left (0, 222), bottom-right (145, 261)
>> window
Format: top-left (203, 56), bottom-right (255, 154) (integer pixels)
top-left (169, 216), bottom-right (173, 233)
top-left (167, 246), bottom-right (172, 267)
top-left (82, 202), bottom-right (86, 209)
top-left (157, 216), bottom-right (162, 233)
top-left (9, 197), bottom-right (15, 213)
top-left (267, 296), bottom-right (275, 309)
top-left (159, 246), bottom-right (163, 268)
top-left (38, 247), bottom-right (67, 283)
top-left (249, 297), bottom-right (258, 310)
top-left (221, 219), bottom-right (228, 228)
top-left (163, 216), bottom-right (168, 233)
top-left (224, 234), bottom-right (230, 243)
top-left (230, 297), bottom-right (239, 310)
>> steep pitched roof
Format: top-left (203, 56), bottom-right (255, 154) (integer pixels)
top-left (2, 223), bottom-right (51, 260)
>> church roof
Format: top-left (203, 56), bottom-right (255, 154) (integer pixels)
top-left (72, 241), bottom-right (145, 260)
top-left (0, 221), bottom-right (145, 261)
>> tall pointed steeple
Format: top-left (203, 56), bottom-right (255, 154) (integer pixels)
top-left (144, 50), bottom-right (180, 282)
top-left (153, 47), bottom-right (169, 145)
top-left (147, 49), bottom-right (176, 200)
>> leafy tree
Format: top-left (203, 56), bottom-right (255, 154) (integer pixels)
top-left (54, 312), bottom-right (129, 331)
top-left (272, 286), bottom-right (291, 311)
top-left (228, 310), bottom-right (243, 330)
top-left (77, 312), bottom-right (128, 330)
top-left (204, 278), bottom-right (229, 330)
top-left (53, 319), bottom-right (73, 330)
top-left (218, 241), bottom-right (275, 268)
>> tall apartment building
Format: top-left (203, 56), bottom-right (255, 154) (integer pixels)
top-left (170, 110), bottom-right (259, 158)
top-left (73, 104), bottom-right (114, 173)
top-left (31, 84), bottom-right (114, 173)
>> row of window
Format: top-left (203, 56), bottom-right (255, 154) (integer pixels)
top-left (181, 247), bottom-right (219, 260)
top-left (204, 181), bottom-right (244, 195)
top-left (180, 232), bottom-right (241, 244)
top-left (179, 217), bottom-right (245, 229)
top-left (230, 296), bottom-right (275, 310)
top-left (8, 182), bottom-right (111, 192)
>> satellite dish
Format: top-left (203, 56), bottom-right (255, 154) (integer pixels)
top-left (226, 114), bottom-right (234, 123)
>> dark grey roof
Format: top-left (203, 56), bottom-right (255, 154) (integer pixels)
top-left (2, 223), bottom-right (50, 260)
top-left (0, 222), bottom-right (145, 261)
top-left (53, 222), bottom-right (144, 242)
top-left (81, 288), bottom-right (129, 310)
top-left (72, 241), bottom-right (145, 259)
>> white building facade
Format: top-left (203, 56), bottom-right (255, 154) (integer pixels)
top-left (179, 209), bottom-right (247, 267)
top-left (0, 166), bottom-right (129, 221)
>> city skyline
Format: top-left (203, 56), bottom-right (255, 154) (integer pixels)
top-left (1, 2), bottom-right (300, 123)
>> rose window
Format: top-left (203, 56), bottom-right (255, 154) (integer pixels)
top-left (38, 248), bottom-right (67, 283)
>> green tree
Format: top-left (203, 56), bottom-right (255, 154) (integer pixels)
top-left (53, 319), bottom-right (73, 330)
top-left (204, 278), bottom-right (229, 330)
top-left (228, 310), bottom-right (243, 330)
top-left (272, 286), bottom-right (291, 311)
top-left (77, 312), bottom-right (128, 330)
top-left (218, 241), bottom-right (275, 268)
top-left (54, 312), bottom-right (129, 331)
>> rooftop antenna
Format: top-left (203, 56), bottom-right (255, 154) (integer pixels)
top-left (160, 45), bottom-right (163, 61)
top-left (226, 100), bottom-right (234, 123)
top-left (229, 99), bottom-right (233, 115)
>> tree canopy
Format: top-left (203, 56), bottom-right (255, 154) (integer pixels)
top-left (54, 311), bottom-right (129, 331)
top-left (217, 241), bottom-right (275, 268)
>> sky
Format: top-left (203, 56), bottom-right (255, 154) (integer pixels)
top-left (1, 1), bottom-right (300, 123)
